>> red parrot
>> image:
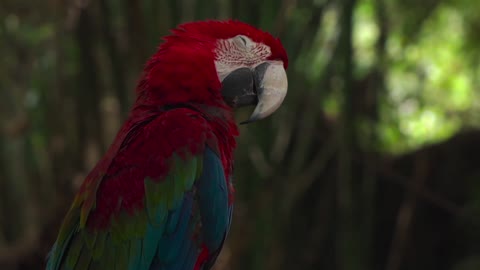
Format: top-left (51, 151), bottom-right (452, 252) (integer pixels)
top-left (47, 20), bottom-right (288, 270)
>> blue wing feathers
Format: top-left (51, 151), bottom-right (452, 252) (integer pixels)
top-left (128, 239), bottom-right (142, 270)
top-left (48, 146), bottom-right (231, 270)
top-left (152, 147), bottom-right (231, 269)
top-left (141, 225), bottom-right (162, 270)
top-left (182, 239), bottom-right (197, 270)
top-left (165, 233), bottom-right (194, 270)
top-left (156, 193), bottom-right (194, 264)
top-left (196, 147), bottom-right (230, 251)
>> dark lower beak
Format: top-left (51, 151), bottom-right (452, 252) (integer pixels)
top-left (221, 61), bottom-right (288, 123)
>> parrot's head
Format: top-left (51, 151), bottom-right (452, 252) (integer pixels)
top-left (136, 20), bottom-right (288, 123)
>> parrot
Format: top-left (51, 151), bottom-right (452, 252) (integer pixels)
top-left (46, 20), bottom-right (288, 270)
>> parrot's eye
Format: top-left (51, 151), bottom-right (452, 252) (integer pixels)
top-left (238, 35), bottom-right (247, 45)
top-left (234, 35), bottom-right (250, 49)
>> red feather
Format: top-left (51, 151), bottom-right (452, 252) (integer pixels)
top-left (75, 20), bottom-right (287, 230)
top-left (79, 107), bottom-right (236, 230)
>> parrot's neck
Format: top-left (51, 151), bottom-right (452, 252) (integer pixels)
top-left (192, 103), bottom-right (238, 203)
top-left (129, 102), bottom-right (239, 180)
top-left (174, 103), bottom-right (239, 181)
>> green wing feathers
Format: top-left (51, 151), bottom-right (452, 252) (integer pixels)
top-left (47, 153), bottom-right (203, 270)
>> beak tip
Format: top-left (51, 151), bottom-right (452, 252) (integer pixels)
top-left (240, 116), bottom-right (259, 125)
top-left (235, 61), bottom-right (288, 124)
top-left (253, 63), bottom-right (287, 120)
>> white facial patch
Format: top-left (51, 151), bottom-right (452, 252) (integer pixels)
top-left (214, 35), bottom-right (272, 81)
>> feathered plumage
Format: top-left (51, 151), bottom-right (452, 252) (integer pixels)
top-left (47, 20), bottom-right (288, 270)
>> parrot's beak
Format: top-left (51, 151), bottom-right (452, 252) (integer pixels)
top-left (221, 61), bottom-right (288, 123)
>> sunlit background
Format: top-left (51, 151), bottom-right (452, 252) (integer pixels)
top-left (1, 0), bottom-right (480, 269)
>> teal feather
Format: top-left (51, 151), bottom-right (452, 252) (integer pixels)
top-left (166, 235), bottom-right (193, 270)
top-left (140, 224), bottom-right (162, 269)
top-left (48, 206), bottom-right (81, 270)
top-left (156, 194), bottom-right (193, 263)
top-left (182, 157), bottom-right (197, 190)
top-left (127, 238), bottom-right (142, 270)
top-left (64, 235), bottom-right (83, 270)
top-left (164, 208), bottom-right (180, 235)
top-left (196, 147), bottom-right (229, 251)
top-left (46, 147), bottom-right (232, 270)
top-left (181, 239), bottom-right (197, 270)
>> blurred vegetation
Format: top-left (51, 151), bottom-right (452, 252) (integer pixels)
top-left (1, 0), bottom-right (480, 269)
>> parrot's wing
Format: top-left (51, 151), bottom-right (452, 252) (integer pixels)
top-left (47, 108), bottom-right (232, 270)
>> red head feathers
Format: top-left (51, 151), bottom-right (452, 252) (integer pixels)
top-left (47, 21), bottom-right (288, 270)
top-left (133, 20), bottom-right (288, 113)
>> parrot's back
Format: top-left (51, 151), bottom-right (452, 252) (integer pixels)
top-left (47, 18), bottom-right (289, 270)
top-left (47, 107), bottom-right (235, 270)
